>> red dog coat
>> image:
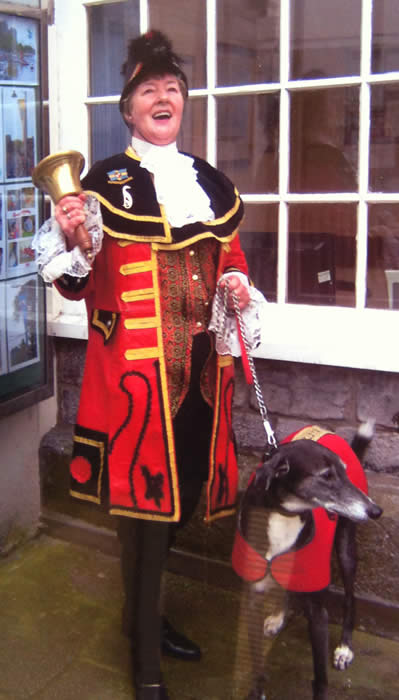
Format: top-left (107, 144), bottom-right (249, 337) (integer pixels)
top-left (232, 426), bottom-right (368, 592)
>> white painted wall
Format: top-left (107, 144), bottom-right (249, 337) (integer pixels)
top-left (0, 388), bottom-right (57, 552)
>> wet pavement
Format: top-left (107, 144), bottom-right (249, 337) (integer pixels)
top-left (1, 533), bottom-right (399, 700)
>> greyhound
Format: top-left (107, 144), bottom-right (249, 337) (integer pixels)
top-left (232, 423), bottom-right (383, 700)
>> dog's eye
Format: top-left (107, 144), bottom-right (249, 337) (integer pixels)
top-left (320, 468), bottom-right (335, 481)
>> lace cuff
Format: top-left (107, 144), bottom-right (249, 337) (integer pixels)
top-left (32, 195), bottom-right (103, 283)
top-left (209, 274), bottom-right (267, 357)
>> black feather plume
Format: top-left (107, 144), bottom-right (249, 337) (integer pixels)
top-left (119, 30), bottom-right (188, 111)
top-left (121, 30), bottom-right (178, 81)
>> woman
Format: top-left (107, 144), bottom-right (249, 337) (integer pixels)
top-left (34, 31), bottom-right (256, 700)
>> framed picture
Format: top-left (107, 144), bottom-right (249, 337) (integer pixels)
top-left (3, 86), bottom-right (37, 181)
top-left (6, 274), bottom-right (39, 372)
top-left (0, 14), bottom-right (39, 85)
top-left (0, 280), bottom-right (5, 375)
top-left (0, 13), bottom-right (52, 415)
top-left (5, 182), bottom-right (37, 276)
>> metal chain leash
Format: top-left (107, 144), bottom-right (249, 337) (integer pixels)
top-left (216, 281), bottom-right (278, 452)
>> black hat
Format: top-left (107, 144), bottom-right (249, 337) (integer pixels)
top-left (119, 30), bottom-right (188, 115)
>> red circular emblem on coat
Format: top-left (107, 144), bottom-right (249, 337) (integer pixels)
top-left (71, 456), bottom-right (92, 483)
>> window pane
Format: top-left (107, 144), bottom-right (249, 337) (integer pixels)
top-left (149, 0), bottom-right (206, 89)
top-left (369, 84), bottom-right (399, 193)
top-left (290, 87), bottom-right (359, 193)
top-left (288, 203), bottom-right (356, 306)
top-left (177, 98), bottom-right (207, 161)
top-left (240, 204), bottom-right (278, 302)
top-left (367, 204), bottom-right (399, 309)
top-left (372, 0), bottom-right (399, 73)
top-left (217, 94), bottom-right (279, 194)
top-left (290, 0), bottom-right (361, 80)
top-left (217, 0), bottom-right (279, 86)
top-left (88, 1), bottom-right (140, 98)
top-left (90, 104), bottom-right (129, 163)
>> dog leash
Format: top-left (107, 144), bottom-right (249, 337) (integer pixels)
top-left (215, 280), bottom-right (278, 455)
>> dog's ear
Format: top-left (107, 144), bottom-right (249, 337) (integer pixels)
top-left (253, 451), bottom-right (290, 493)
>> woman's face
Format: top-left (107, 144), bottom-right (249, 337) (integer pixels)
top-left (125, 74), bottom-right (185, 146)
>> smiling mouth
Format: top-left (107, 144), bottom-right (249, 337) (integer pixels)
top-left (153, 111), bottom-right (171, 120)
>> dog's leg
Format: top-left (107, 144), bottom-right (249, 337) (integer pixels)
top-left (245, 582), bottom-right (270, 700)
top-left (302, 591), bottom-right (329, 700)
top-left (333, 517), bottom-right (356, 670)
top-left (241, 578), bottom-right (287, 700)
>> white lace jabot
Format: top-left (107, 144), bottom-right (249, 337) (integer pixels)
top-left (132, 137), bottom-right (215, 228)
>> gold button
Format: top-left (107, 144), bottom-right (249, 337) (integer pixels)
top-left (204, 301), bottom-right (209, 307)
top-left (192, 274), bottom-right (199, 281)
top-left (189, 249), bottom-right (195, 256)
top-left (196, 321), bottom-right (202, 327)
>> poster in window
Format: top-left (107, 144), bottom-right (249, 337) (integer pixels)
top-left (3, 86), bottom-right (37, 180)
top-left (6, 273), bottom-right (39, 372)
top-left (0, 281), bottom-right (5, 375)
top-left (0, 186), bottom-right (4, 280)
top-left (0, 14), bottom-right (39, 84)
top-left (5, 182), bottom-right (37, 276)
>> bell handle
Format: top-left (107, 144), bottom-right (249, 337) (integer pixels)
top-left (75, 223), bottom-right (93, 261)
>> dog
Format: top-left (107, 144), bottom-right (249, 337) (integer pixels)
top-left (232, 422), bottom-right (383, 700)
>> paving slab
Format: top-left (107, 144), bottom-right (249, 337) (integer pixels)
top-left (0, 535), bottom-right (398, 699)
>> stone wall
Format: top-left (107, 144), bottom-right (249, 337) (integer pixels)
top-left (234, 359), bottom-right (399, 474)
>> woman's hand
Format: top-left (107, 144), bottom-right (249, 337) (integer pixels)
top-left (219, 274), bottom-right (250, 311)
top-left (55, 194), bottom-right (87, 249)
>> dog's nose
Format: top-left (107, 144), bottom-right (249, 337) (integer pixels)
top-left (368, 501), bottom-right (383, 519)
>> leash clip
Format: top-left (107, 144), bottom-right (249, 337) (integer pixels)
top-left (264, 419), bottom-right (278, 450)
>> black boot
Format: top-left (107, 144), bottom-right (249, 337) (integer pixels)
top-left (161, 617), bottom-right (201, 661)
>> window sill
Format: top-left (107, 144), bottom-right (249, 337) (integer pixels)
top-left (48, 312), bottom-right (88, 340)
top-left (46, 287), bottom-right (88, 340)
top-left (254, 303), bottom-right (399, 373)
top-left (46, 291), bottom-right (399, 371)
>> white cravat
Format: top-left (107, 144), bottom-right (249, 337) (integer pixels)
top-left (132, 137), bottom-right (215, 228)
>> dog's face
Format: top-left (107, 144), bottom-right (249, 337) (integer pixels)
top-left (250, 440), bottom-right (382, 522)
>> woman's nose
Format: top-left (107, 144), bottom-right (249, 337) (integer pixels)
top-left (156, 88), bottom-right (168, 102)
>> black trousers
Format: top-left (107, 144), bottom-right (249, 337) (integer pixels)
top-left (117, 333), bottom-right (213, 684)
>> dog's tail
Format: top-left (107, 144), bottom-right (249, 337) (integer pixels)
top-left (351, 418), bottom-right (375, 460)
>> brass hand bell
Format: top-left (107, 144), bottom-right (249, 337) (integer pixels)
top-left (32, 150), bottom-right (93, 260)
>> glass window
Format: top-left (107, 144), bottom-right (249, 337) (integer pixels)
top-left (372, 0), bottom-right (399, 73)
top-left (289, 203), bottom-right (357, 306)
top-left (217, 0), bottom-right (280, 86)
top-left (290, 87), bottom-right (359, 193)
top-left (90, 103), bottom-right (129, 163)
top-left (177, 97), bottom-right (207, 161)
top-left (84, 0), bottom-right (399, 325)
top-left (290, 0), bottom-right (362, 80)
top-left (217, 94), bottom-right (279, 194)
top-left (240, 204), bottom-right (278, 302)
top-left (0, 12), bottom-right (51, 414)
top-left (368, 203), bottom-right (399, 309)
top-left (369, 84), bottom-right (399, 193)
top-left (149, 0), bottom-right (206, 89)
top-left (9, 0), bottom-right (39, 6)
top-left (88, 1), bottom-right (140, 98)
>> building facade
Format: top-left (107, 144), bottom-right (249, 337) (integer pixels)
top-left (2, 0), bottom-right (399, 641)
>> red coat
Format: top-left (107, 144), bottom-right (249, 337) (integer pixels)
top-left (232, 426), bottom-right (368, 592)
top-left (56, 147), bottom-right (248, 523)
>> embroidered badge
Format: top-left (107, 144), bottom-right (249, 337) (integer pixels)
top-left (122, 184), bottom-right (133, 209)
top-left (141, 465), bottom-right (164, 508)
top-left (107, 168), bottom-right (133, 185)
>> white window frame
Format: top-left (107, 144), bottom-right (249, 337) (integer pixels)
top-left (48, 0), bottom-right (399, 371)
